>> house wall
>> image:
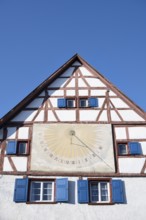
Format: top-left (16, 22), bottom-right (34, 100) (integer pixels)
top-left (0, 175), bottom-right (146, 220)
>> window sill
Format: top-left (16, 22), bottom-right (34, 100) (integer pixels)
top-left (88, 202), bottom-right (114, 205)
top-left (26, 201), bottom-right (57, 205)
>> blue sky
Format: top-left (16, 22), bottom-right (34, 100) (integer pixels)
top-left (0, 0), bottom-right (146, 118)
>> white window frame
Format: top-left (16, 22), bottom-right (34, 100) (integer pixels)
top-left (30, 181), bottom-right (54, 202)
top-left (89, 181), bottom-right (110, 203)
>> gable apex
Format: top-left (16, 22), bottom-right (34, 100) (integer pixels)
top-left (0, 54), bottom-right (146, 126)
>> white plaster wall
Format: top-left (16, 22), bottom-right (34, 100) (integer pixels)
top-left (119, 158), bottom-right (145, 173)
top-left (25, 98), bottom-right (43, 108)
top-left (3, 158), bottom-right (13, 171)
top-left (48, 90), bottom-right (64, 96)
top-left (0, 176), bottom-right (146, 220)
top-left (48, 110), bottom-right (58, 121)
top-left (56, 110), bottom-right (76, 121)
top-left (140, 142), bottom-right (146, 155)
top-left (18, 127), bottom-right (29, 139)
top-left (79, 110), bottom-right (99, 121)
top-left (79, 66), bottom-right (93, 76)
top-left (90, 89), bottom-right (106, 96)
top-left (78, 89), bottom-right (88, 96)
top-left (66, 90), bottom-right (76, 96)
top-left (128, 126), bottom-right (146, 139)
top-left (11, 111), bottom-right (37, 122)
top-left (98, 110), bottom-right (108, 121)
top-left (49, 98), bottom-right (58, 107)
top-left (110, 111), bottom-right (121, 121)
top-left (61, 67), bottom-right (75, 77)
top-left (118, 110), bottom-right (145, 121)
top-left (7, 127), bottom-right (17, 139)
top-left (78, 78), bottom-right (88, 87)
top-left (12, 157), bottom-right (27, 171)
top-left (115, 127), bottom-right (127, 139)
top-left (110, 98), bottom-right (129, 108)
top-left (87, 78), bottom-right (105, 87)
top-left (66, 79), bottom-right (75, 87)
top-left (48, 78), bottom-right (68, 88)
top-left (34, 111), bottom-right (44, 122)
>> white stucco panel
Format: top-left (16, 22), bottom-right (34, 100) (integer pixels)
top-left (79, 66), bottom-right (93, 76)
top-left (78, 78), bottom-right (88, 87)
top-left (66, 90), bottom-right (76, 96)
top-left (49, 98), bottom-right (58, 108)
top-left (110, 111), bottom-right (121, 121)
top-left (48, 89), bottom-right (64, 96)
top-left (109, 90), bottom-right (117, 96)
top-left (98, 98), bottom-right (105, 107)
top-left (66, 79), bottom-right (75, 87)
top-left (78, 90), bottom-right (88, 96)
top-left (48, 78), bottom-right (68, 88)
top-left (98, 110), bottom-right (108, 121)
top-left (118, 110), bottom-right (145, 121)
top-left (110, 98), bottom-right (129, 108)
top-left (34, 110), bottom-right (44, 122)
top-left (56, 110), bottom-right (76, 121)
top-left (47, 110), bottom-right (57, 122)
top-left (25, 98), bottom-right (43, 108)
top-left (11, 110), bottom-right (37, 122)
top-left (140, 142), bottom-right (146, 155)
top-left (87, 78), bottom-right (106, 87)
top-left (79, 110), bottom-right (99, 121)
top-left (90, 89), bottom-right (106, 96)
top-left (61, 67), bottom-right (75, 77)
top-left (12, 157), bottom-right (27, 171)
top-left (119, 158), bottom-right (145, 173)
top-left (7, 127), bottom-right (17, 139)
top-left (115, 127), bottom-right (127, 139)
top-left (3, 158), bottom-right (13, 171)
top-left (128, 126), bottom-right (146, 139)
top-left (18, 127), bottom-right (29, 139)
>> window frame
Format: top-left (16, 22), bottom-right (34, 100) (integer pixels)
top-left (89, 179), bottom-right (111, 204)
top-left (29, 180), bottom-right (55, 203)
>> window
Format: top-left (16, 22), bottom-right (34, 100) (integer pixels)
top-left (66, 99), bottom-right (75, 108)
top-left (14, 178), bottom-right (68, 203)
top-left (118, 142), bottom-right (142, 156)
top-left (79, 99), bottom-right (88, 108)
top-left (78, 179), bottom-right (125, 204)
top-left (30, 181), bottom-right (54, 202)
top-left (90, 181), bottom-right (110, 203)
top-left (6, 140), bottom-right (29, 155)
top-left (58, 97), bottom-right (98, 108)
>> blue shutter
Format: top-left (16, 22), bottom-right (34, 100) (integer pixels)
top-left (6, 141), bottom-right (17, 154)
top-left (57, 98), bottom-right (66, 108)
top-left (88, 97), bottom-right (98, 107)
top-left (56, 178), bottom-right (68, 202)
top-left (129, 142), bottom-right (142, 155)
top-left (112, 180), bottom-right (125, 203)
top-left (78, 180), bottom-right (89, 203)
top-left (14, 178), bottom-right (28, 202)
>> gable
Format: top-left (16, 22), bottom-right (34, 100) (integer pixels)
top-left (0, 54), bottom-right (145, 126)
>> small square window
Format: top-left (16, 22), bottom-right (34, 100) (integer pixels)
top-left (17, 142), bottom-right (28, 155)
top-left (66, 99), bottom-right (75, 108)
top-left (118, 144), bottom-right (128, 155)
top-left (79, 99), bottom-right (88, 108)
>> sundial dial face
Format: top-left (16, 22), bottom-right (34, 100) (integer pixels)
top-left (31, 123), bottom-right (115, 173)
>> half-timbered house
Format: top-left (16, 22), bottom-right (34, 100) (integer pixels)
top-left (0, 54), bottom-right (146, 220)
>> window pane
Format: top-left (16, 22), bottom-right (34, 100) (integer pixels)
top-left (90, 182), bottom-right (99, 202)
top-left (67, 100), bottom-right (74, 108)
top-left (42, 182), bottom-right (53, 201)
top-left (30, 182), bottom-right (41, 201)
top-left (100, 182), bottom-right (108, 202)
top-left (80, 99), bottom-right (88, 107)
top-left (118, 144), bottom-right (127, 155)
top-left (18, 142), bottom-right (27, 154)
